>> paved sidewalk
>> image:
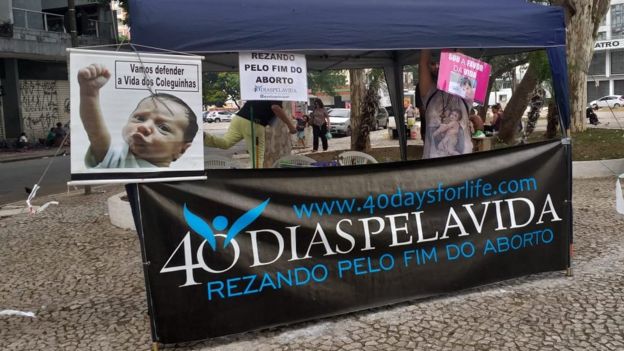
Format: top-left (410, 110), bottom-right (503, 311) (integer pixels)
top-left (1, 177), bottom-right (623, 350)
top-left (0, 146), bottom-right (70, 163)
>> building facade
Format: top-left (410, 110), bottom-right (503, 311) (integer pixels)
top-left (0, 0), bottom-right (115, 143)
top-left (588, 0), bottom-right (624, 101)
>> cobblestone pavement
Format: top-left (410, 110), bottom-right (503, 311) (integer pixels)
top-left (1, 178), bottom-right (623, 351)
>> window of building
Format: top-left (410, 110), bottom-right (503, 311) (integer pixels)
top-left (589, 52), bottom-right (606, 76)
top-left (611, 50), bottom-right (624, 74)
top-left (587, 81), bottom-right (609, 102)
top-left (615, 80), bottom-right (624, 95)
top-left (612, 4), bottom-right (624, 40)
top-left (596, 31), bottom-right (607, 41)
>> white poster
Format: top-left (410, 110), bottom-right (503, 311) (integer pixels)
top-left (69, 49), bottom-right (204, 182)
top-left (239, 52), bottom-right (308, 101)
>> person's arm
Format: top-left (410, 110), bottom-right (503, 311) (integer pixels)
top-left (419, 49), bottom-right (434, 102)
top-left (77, 64), bottom-right (111, 163)
top-left (272, 104), bottom-right (297, 134)
top-left (323, 109), bottom-right (331, 127)
top-left (433, 123), bottom-right (449, 136)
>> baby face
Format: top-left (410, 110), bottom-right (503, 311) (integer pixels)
top-left (462, 82), bottom-right (474, 99)
top-left (122, 97), bottom-right (191, 166)
top-left (449, 111), bottom-right (460, 121)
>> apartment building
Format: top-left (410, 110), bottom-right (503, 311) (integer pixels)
top-left (588, 0), bottom-right (624, 101)
top-left (0, 0), bottom-right (116, 142)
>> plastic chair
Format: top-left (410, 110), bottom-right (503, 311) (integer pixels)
top-left (338, 151), bottom-right (378, 166)
top-left (272, 154), bottom-right (317, 168)
top-left (204, 154), bottom-right (238, 169)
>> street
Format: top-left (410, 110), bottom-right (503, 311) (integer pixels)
top-left (0, 156), bottom-right (71, 205)
top-left (0, 122), bottom-right (244, 206)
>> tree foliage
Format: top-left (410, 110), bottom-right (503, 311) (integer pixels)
top-left (115, 0), bottom-right (130, 25)
top-left (307, 70), bottom-right (346, 96)
top-left (202, 72), bottom-right (240, 107)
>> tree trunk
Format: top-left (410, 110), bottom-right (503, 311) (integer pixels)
top-left (545, 99), bottom-right (560, 139)
top-left (498, 62), bottom-right (538, 144)
top-left (263, 102), bottom-right (293, 168)
top-left (349, 69), bottom-right (367, 151)
top-left (552, 0), bottom-right (610, 133)
top-left (479, 55), bottom-right (529, 120)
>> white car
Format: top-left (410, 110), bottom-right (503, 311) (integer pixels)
top-left (328, 108), bottom-right (352, 136)
top-left (589, 95), bottom-right (624, 109)
top-left (203, 111), bottom-right (233, 123)
top-left (328, 107), bottom-right (388, 136)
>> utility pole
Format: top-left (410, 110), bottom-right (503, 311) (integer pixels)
top-left (68, 0), bottom-right (78, 47)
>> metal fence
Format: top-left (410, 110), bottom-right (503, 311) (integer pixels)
top-left (12, 8), bottom-right (114, 38)
top-left (12, 8), bottom-right (65, 33)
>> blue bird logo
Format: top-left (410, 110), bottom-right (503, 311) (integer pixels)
top-left (183, 199), bottom-right (270, 250)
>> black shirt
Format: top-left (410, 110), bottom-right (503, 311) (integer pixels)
top-left (237, 100), bottom-right (282, 126)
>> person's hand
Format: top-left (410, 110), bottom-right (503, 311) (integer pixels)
top-left (289, 125), bottom-right (297, 134)
top-left (78, 64), bottom-right (110, 97)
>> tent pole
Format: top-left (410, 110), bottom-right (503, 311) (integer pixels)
top-left (392, 52), bottom-right (407, 161)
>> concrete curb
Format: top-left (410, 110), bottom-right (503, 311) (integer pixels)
top-left (107, 192), bottom-right (136, 231)
top-left (573, 158), bottom-right (624, 179)
top-left (0, 151), bottom-right (70, 163)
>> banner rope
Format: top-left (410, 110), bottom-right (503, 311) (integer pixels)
top-left (588, 73), bottom-right (624, 136)
top-left (70, 43), bottom-right (203, 58)
top-left (26, 131), bottom-right (70, 214)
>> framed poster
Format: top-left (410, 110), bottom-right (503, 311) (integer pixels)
top-left (69, 49), bottom-right (205, 183)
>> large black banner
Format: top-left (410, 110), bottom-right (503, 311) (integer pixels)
top-left (129, 140), bottom-right (571, 343)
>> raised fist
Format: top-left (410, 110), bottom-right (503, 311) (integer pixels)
top-left (77, 64), bottom-right (111, 95)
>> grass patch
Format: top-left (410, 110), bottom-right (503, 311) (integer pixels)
top-left (571, 129), bottom-right (624, 161)
top-left (525, 128), bottom-right (624, 161)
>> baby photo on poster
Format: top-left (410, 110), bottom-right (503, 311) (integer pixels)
top-left (69, 49), bottom-right (204, 177)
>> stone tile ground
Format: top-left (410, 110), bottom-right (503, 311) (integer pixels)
top-left (1, 178), bottom-right (623, 350)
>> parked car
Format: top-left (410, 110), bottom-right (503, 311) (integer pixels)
top-left (329, 108), bottom-right (352, 136)
top-left (328, 107), bottom-right (390, 136)
top-left (203, 111), bottom-right (233, 123)
top-left (588, 95), bottom-right (624, 109)
top-left (374, 106), bottom-right (390, 130)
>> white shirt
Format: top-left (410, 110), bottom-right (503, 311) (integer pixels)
top-left (85, 142), bottom-right (157, 169)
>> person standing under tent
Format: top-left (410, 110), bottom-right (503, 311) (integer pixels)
top-left (309, 98), bottom-right (330, 152)
top-left (418, 49), bottom-right (473, 159)
top-left (204, 100), bottom-right (297, 168)
top-left (490, 103), bottom-right (504, 132)
top-left (405, 104), bottom-right (416, 120)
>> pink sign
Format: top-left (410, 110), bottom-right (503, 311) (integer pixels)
top-left (437, 51), bottom-right (491, 104)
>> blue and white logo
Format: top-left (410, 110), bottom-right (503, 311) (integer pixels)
top-left (183, 199), bottom-right (270, 250)
top-left (161, 199), bottom-right (270, 287)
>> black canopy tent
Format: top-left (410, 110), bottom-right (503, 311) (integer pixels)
top-left (125, 1), bottom-right (575, 343)
top-left (129, 0), bottom-right (571, 161)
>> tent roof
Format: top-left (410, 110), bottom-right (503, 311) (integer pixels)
top-left (129, 0), bottom-right (571, 134)
top-left (130, 0), bottom-right (566, 70)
